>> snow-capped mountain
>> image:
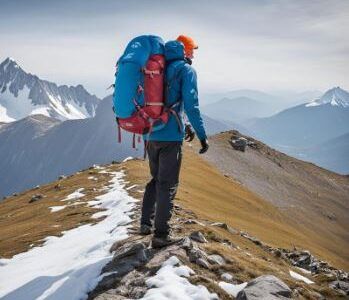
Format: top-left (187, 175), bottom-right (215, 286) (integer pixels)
top-left (0, 57), bottom-right (100, 122)
top-left (248, 87), bottom-right (349, 151)
top-left (306, 87), bottom-right (349, 108)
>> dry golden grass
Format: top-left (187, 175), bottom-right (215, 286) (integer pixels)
top-left (122, 150), bottom-right (347, 298)
top-left (0, 137), bottom-right (347, 298)
top-left (0, 164), bottom-right (124, 258)
top-left (124, 143), bottom-right (349, 270)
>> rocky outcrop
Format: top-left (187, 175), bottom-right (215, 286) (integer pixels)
top-left (236, 275), bottom-right (292, 300)
top-left (87, 198), bottom-right (347, 299)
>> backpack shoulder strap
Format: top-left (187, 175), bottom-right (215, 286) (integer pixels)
top-left (165, 60), bottom-right (187, 105)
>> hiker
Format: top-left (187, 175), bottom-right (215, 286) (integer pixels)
top-left (140, 35), bottom-right (209, 248)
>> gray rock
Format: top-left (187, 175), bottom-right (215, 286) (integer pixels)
top-left (241, 232), bottom-right (262, 246)
top-left (196, 258), bottom-right (211, 269)
top-left (190, 231), bottom-right (207, 243)
top-left (181, 237), bottom-right (193, 250)
top-left (329, 280), bottom-right (349, 295)
top-left (114, 242), bottom-right (148, 261)
top-left (211, 222), bottom-right (238, 234)
top-left (221, 272), bottom-right (234, 282)
top-left (237, 275), bottom-right (292, 300)
top-left (188, 246), bottom-right (208, 263)
top-left (207, 254), bottom-right (226, 265)
top-left (29, 194), bottom-right (43, 203)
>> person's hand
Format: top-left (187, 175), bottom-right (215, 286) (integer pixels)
top-left (199, 139), bottom-right (209, 154)
top-left (185, 124), bottom-right (195, 142)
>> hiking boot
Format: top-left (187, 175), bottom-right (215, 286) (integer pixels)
top-left (152, 235), bottom-right (183, 249)
top-left (140, 224), bottom-right (152, 235)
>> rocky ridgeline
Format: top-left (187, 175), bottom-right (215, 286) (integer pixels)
top-left (88, 229), bottom-right (292, 300)
top-left (87, 203), bottom-right (348, 299)
top-left (237, 230), bottom-right (348, 297)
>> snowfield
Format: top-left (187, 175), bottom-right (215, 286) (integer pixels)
top-left (0, 171), bottom-right (137, 300)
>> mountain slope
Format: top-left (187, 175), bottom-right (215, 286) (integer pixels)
top-left (0, 96), bottom-right (140, 198)
top-left (195, 131), bottom-right (349, 270)
top-left (301, 132), bottom-right (349, 175)
top-left (0, 153), bottom-right (347, 299)
top-left (0, 57), bottom-right (100, 122)
top-left (201, 113), bottom-right (232, 135)
top-left (249, 87), bottom-right (349, 148)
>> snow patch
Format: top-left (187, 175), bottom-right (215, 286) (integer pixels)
top-left (289, 270), bottom-right (314, 284)
top-left (0, 86), bottom-right (34, 122)
top-left (62, 188), bottom-right (85, 201)
top-left (126, 184), bottom-right (138, 190)
top-left (49, 206), bottom-right (67, 212)
top-left (0, 171), bottom-right (136, 300)
top-left (218, 281), bottom-right (248, 297)
top-left (295, 267), bottom-right (311, 274)
top-left (123, 156), bottom-right (133, 162)
top-left (142, 256), bottom-right (218, 300)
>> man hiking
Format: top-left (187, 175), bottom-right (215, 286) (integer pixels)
top-left (140, 35), bottom-right (209, 248)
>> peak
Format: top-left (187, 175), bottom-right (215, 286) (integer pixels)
top-left (2, 57), bottom-right (17, 65)
top-left (306, 86), bottom-right (349, 108)
top-left (0, 57), bottom-right (20, 71)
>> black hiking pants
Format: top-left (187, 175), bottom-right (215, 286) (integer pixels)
top-left (141, 141), bottom-right (182, 237)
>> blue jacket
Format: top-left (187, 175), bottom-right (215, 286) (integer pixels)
top-left (144, 40), bottom-right (207, 141)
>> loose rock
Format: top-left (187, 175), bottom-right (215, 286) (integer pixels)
top-left (29, 194), bottom-right (43, 203)
top-left (236, 275), bottom-right (292, 299)
top-left (190, 231), bottom-right (207, 243)
top-left (196, 257), bottom-right (211, 269)
top-left (207, 254), bottom-right (226, 265)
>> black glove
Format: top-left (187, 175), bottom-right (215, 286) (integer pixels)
top-left (185, 124), bottom-right (195, 142)
top-left (199, 138), bottom-right (209, 154)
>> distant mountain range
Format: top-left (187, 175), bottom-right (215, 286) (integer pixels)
top-left (302, 132), bottom-right (349, 175)
top-left (0, 57), bottom-right (100, 122)
top-left (202, 96), bottom-right (273, 122)
top-left (0, 96), bottom-right (141, 198)
top-left (200, 89), bottom-right (323, 120)
top-left (247, 87), bottom-right (349, 174)
top-left (0, 94), bottom-right (232, 198)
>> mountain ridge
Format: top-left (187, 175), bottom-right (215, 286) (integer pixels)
top-left (0, 147), bottom-right (348, 299)
top-left (0, 57), bottom-right (100, 122)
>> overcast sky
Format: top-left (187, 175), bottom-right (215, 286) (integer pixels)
top-left (1, 0), bottom-right (348, 98)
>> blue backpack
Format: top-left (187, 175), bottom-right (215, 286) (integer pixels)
top-left (113, 35), bottom-right (181, 149)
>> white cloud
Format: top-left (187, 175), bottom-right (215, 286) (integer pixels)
top-left (1, 0), bottom-right (348, 96)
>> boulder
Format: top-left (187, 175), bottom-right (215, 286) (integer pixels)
top-left (236, 275), bottom-right (292, 300)
top-left (188, 244), bottom-right (208, 263)
top-left (196, 257), bottom-right (211, 269)
top-left (181, 237), bottom-right (193, 250)
top-left (329, 280), bottom-right (349, 295)
top-left (190, 231), bottom-right (207, 243)
top-left (29, 194), bottom-right (43, 203)
top-left (207, 254), bottom-right (226, 265)
top-left (231, 137), bottom-right (247, 152)
top-left (221, 272), bottom-right (234, 282)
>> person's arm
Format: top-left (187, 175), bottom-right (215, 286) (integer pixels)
top-left (182, 65), bottom-right (207, 141)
